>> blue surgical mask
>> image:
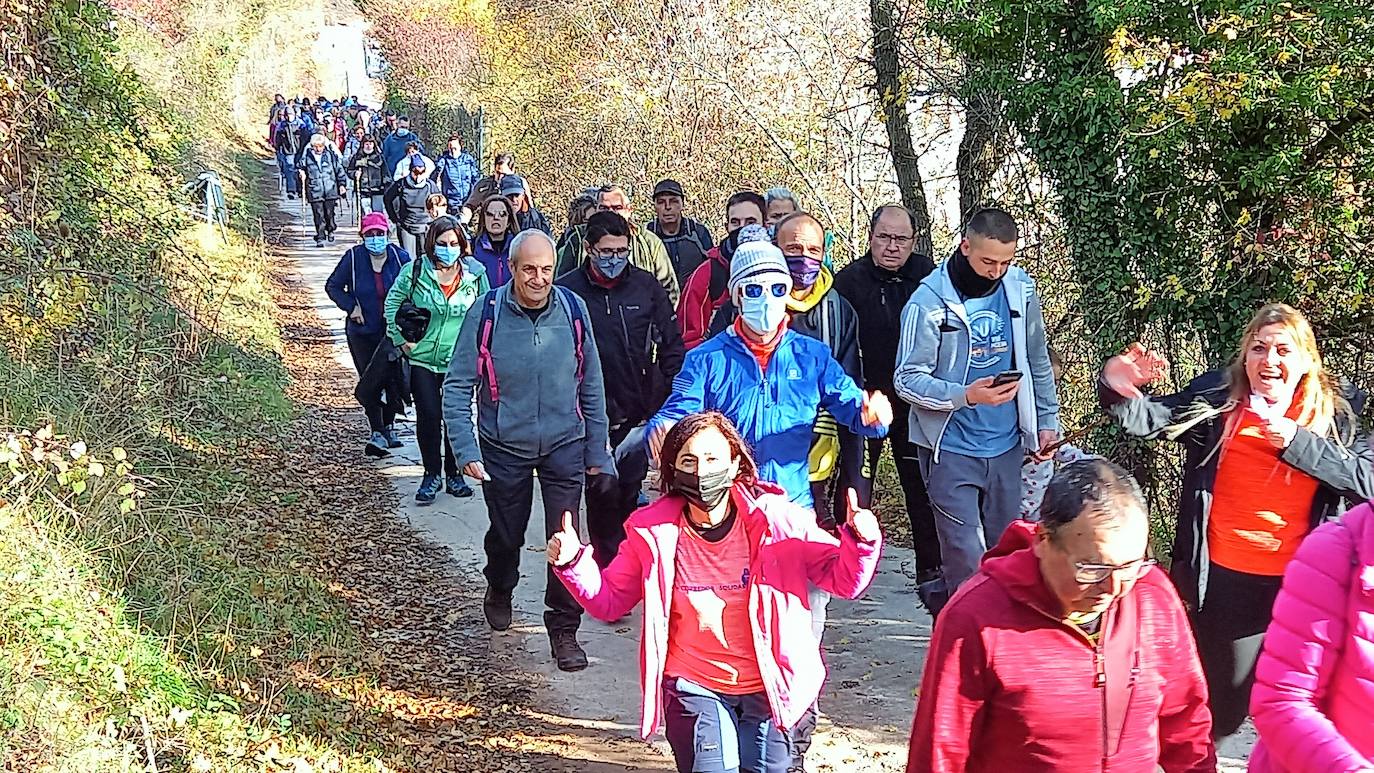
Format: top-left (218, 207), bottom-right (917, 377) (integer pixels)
top-left (363, 235), bottom-right (388, 255)
top-left (739, 292), bottom-right (788, 336)
top-left (396, 127), bottom-right (409, 136)
top-left (433, 244), bottom-right (461, 267)
top-left (592, 252), bottom-right (629, 280)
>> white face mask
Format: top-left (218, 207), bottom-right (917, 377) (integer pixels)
top-left (738, 291), bottom-right (789, 336)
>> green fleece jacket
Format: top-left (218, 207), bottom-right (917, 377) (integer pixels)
top-left (384, 256), bottom-right (490, 373)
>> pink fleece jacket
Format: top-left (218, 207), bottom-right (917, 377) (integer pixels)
top-left (1249, 502), bottom-right (1374, 772)
top-left (554, 481), bottom-right (881, 738)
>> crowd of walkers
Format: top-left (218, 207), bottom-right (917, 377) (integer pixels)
top-left (308, 99), bottom-right (1374, 772)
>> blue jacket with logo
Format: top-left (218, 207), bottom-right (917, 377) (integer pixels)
top-left (648, 327), bottom-right (885, 508)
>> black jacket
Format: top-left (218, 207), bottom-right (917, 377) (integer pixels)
top-left (347, 148), bottom-right (388, 196)
top-left (383, 177), bottom-right (440, 234)
top-left (709, 285), bottom-right (866, 519)
top-left (298, 148), bottom-right (348, 202)
top-left (1100, 370), bottom-right (1373, 610)
top-left (831, 251), bottom-right (935, 393)
top-left (516, 205), bottom-right (552, 236)
top-left (557, 264), bottom-right (685, 427)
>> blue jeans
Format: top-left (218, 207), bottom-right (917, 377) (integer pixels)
top-left (279, 152), bottom-right (299, 194)
top-left (662, 677), bottom-right (790, 773)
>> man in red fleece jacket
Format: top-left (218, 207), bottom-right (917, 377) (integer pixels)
top-left (907, 458), bottom-right (1215, 772)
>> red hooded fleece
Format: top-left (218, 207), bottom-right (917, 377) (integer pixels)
top-left (906, 521), bottom-right (1216, 773)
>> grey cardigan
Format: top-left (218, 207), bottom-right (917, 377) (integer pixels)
top-left (443, 284), bottom-right (613, 470)
top-left (893, 261), bottom-right (1060, 462)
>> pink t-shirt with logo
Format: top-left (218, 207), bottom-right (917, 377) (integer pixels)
top-left (663, 515), bottom-right (764, 695)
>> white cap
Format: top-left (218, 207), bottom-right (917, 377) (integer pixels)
top-left (728, 241), bottom-right (791, 294)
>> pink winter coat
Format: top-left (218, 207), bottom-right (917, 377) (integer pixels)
top-left (1249, 502), bottom-right (1374, 772)
top-left (554, 480), bottom-right (881, 738)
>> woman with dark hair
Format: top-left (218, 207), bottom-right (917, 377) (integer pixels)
top-left (556, 192), bottom-right (599, 253)
top-left (1099, 301), bottom-right (1372, 739)
top-left (470, 195), bottom-right (518, 286)
top-left (384, 215), bottom-right (489, 504)
top-left (548, 411), bottom-right (883, 773)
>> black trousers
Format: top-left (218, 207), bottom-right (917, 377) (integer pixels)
top-left (586, 423), bottom-right (648, 568)
top-left (309, 197), bottom-right (338, 240)
top-left (865, 391), bottom-right (942, 578)
top-left (1193, 562), bottom-right (1283, 738)
top-left (346, 328), bottom-right (402, 433)
top-left (409, 367), bottom-right (457, 477)
top-left (481, 437), bottom-right (585, 634)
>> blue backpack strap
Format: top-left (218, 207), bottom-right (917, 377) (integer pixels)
top-left (556, 286), bottom-right (588, 406)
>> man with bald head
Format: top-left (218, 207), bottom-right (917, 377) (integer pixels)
top-left (444, 229), bottom-right (612, 673)
top-left (833, 205), bottom-right (944, 614)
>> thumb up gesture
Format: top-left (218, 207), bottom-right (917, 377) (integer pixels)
top-left (846, 488), bottom-right (881, 544)
top-left (547, 511), bottom-right (584, 567)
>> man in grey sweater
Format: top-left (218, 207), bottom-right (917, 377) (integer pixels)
top-left (444, 229), bottom-right (612, 672)
top-left (894, 208), bottom-right (1061, 594)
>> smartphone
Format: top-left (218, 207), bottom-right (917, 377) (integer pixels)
top-left (992, 370), bottom-right (1023, 387)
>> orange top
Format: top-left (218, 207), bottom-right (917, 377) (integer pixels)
top-left (733, 316), bottom-right (789, 373)
top-left (1208, 398), bottom-right (1319, 576)
top-left (663, 515), bottom-right (763, 695)
top-left (439, 277), bottom-right (460, 299)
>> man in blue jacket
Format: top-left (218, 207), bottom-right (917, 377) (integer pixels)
top-left (443, 229), bottom-right (612, 673)
top-left (381, 115), bottom-right (423, 177)
top-left (434, 133), bottom-right (479, 212)
top-left (648, 240), bottom-right (892, 507)
top-left (894, 207), bottom-right (1061, 593)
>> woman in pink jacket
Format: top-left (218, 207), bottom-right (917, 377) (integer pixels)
top-left (548, 411), bottom-right (882, 773)
top-left (1249, 501), bottom-right (1374, 772)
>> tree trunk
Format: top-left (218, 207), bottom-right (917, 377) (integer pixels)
top-left (869, 0), bottom-right (932, 257)
top-left (956, 82), bottom-right (1006, 223)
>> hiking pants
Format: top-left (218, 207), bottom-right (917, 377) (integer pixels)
top-left (410, 367), bottom-right (457, 478)
top-left (585, 423), bottom-right (648, 568)
top-left (1194, 562), bottom-right (1283, 739)
top-left (346, 328), bottom-right (401, 433)
top-left (865, 397), bottom-right (942, 579)
top-left (361, 194), bottom-right (384, 215)
top-left (480, 437), bottom-right (584, 634)
top-left (398, 228), bottom-right (423, 259)
top-left (280, 152), bottom-right (299, 194)
top-left (309, 198), bottom-right (338, 241)
top-left (663, 677), bottom-right (790, 773)
top-left (917, 444), bottom-right (1022, 592)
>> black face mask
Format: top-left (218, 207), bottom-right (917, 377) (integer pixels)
top-left (947, 246), bottom-right (1002, 299)
top-left (673, 467), bottom-right (735, 510)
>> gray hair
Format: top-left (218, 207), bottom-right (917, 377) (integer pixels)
top-left (309, 132), bottom-right (328, 147)
top-left (508, 229), bottom-right (556, 265)
top-left (765, 186), bottom-right (799, 208)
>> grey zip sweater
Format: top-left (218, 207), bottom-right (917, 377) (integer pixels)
top-left (443, 284), bottom-right (613, 470)
top-left (893, 261), bottom-right (1059, 462)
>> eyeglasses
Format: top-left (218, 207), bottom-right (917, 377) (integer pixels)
top-left (593, 249), bottom-right (630, 260)
top-left (1073, 557), bottom-right (1157, 585)
top-left (872, 233), bottom-right (914, 245)
top-left (742, 282), bottom-right (789, 299)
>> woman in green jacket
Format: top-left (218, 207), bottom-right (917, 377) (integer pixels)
top-left (385, 215), bottom-right (490, 504)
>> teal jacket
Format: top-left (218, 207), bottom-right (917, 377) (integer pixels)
top-left (384, 256), bottom-right (490, 374)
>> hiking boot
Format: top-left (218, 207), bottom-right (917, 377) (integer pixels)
top-left (383, 425), bottom-right (404, 448)
top-left (483, 588), bottom-right (512, 631)
top-left (364, 432), bottom-right (390, 458)
top-left (327, 232), bottom-right (336, 242)
top-left (416, 474), bottom-right (441, 506)
top-left (549, 631), bottom-right (588, 672)
top-left (445, 475), bottom-right (473, 498)
top-left (314, 239), bottom-right (325, 248)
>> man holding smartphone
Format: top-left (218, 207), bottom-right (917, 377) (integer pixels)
top-left (894, 208), bottom-right (1060, 592)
